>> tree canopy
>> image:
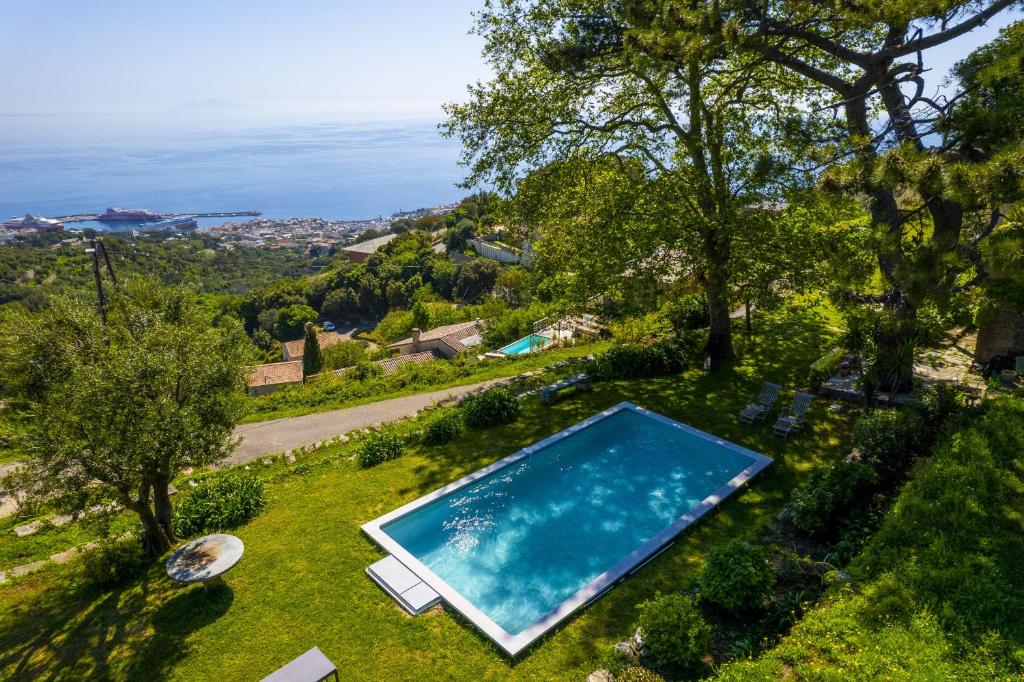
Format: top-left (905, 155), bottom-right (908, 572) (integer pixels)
top-left (0, 278), bottom-right (252, 555)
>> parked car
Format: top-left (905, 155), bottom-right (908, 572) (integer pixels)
top-left (323, 321), bottom-right (336, 332)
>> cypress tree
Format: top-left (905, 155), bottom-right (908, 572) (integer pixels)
top-left (302, 322), bottom-right (323, 378)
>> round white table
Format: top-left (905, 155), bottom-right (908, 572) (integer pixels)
top-left (166, 533), bottom-right (244, 587)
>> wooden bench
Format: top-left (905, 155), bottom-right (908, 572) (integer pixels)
top-left (261, 647), bottom-right (339, 682)
top-left (540, 374), bottom-right (592, 404)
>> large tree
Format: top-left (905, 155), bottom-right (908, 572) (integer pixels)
top-left (628, 0), bottom-right (1022, 385)
top-left (0, 278), bottom-right (251, 556)
top-left (444, 0), bottom-right (803, 367)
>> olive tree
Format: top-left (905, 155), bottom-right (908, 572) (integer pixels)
top-left (0, 278), bottom-right (251, 556)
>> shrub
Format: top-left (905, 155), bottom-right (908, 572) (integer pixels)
top-left (617, 667), bottom-right (666, 682)
top-left (808, 348), bottom-right (844, 391)
top-left (322, 340), bottom-right (368, 371)
top-left (351, 360), bottom-right (383, 381)
top-left (82, 536), bottom-right (147, 587)
top-left (461, 388), bottom-right (521, 428)
top-left (594, 337), bottom-right (692, 380)
top-left (663, 293), bottom-right (710, 331)
top-left (851, 408), bottom-right (921, 482)
top-left (637, 594), bottom-right (711, 678)
top-left (699, 539), bottom-right (774, 614)
top-left (914, 304), bottom-right (946, 347)
top-left (906, 383), bottom-right (969, 439)
top-left (173, 473), bottom-right (267, 537)
top-left (787, 461), bottom-right (878, 537)
top-left (357, 431), bottom-right (405, 467)
top-left (423, 412), bottom-right (464, 445)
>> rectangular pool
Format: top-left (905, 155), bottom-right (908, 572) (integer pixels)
top-left (497, 334), bottom-right (550, 355)
top-left (362, 402), bottom-right (772, 655)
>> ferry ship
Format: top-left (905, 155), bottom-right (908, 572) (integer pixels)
top-left (97, 207), bottom-right (164, 222)
top-left (2, 214), bottom-right (65, 231)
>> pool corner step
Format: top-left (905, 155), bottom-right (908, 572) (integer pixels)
top-left (367, 555), bottom-right (441, 615)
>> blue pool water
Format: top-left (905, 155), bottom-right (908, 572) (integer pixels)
top-left (498, 334), bottom-right (550, 355)
top-left (381, 408), bottom-right (757, 635)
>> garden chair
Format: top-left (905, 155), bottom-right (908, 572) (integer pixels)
top-left (772, 392), bottom-right (814, 437)
top-left (261, 647), bottom-right (339, 682)
top-left (738, 382), bottom-right (782, 424)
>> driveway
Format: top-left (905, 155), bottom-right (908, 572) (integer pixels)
top-left (226, 377), bottom-right (510, 465)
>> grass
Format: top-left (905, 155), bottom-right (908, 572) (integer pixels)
top-left (241, 341), bottom-right (612, 423)
top-left (0, 308), bottom-right (853, 681)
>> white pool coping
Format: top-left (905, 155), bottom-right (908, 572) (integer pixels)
top-left (361, 401), bottom-right (773, 656)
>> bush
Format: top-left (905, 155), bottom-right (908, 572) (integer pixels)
top-left (699, 539), bottom-right (774, 614)
top-left (787, 461), bottom-right (878, 537)
top-left (663, 293), bottom-right (710, 331)
top-left (82, 536), bottom-right (147, 587)
top-left (461, 388), bottom-right (521, 428)
top-left (851, 408), bottom-right (921, 482)
top-left (423, 412), bottom-right (464, 445)
top-left (351, 360), bottom-right (383, 381)
top-left (357, 431), bottom-right (405, 467)
top-left (322, 340), bottom-right (367, 371)
top-left (906, 384), bottom-right (969, 439)
top-left (594, 337), bottom-right (692, 380)
top-left (617, 667), bottom-right (666, 682)
top-left (637, 594), bottom-right (711, 678)
top-left (173, 473), bottom-right (267, 537)
top-left (808, 348), bottom-right (844, 391)
top-left (914, 304), bottom-right (946, 347)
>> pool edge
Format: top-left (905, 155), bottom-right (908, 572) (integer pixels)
top-left (360, 401), bottom-right (773, 656)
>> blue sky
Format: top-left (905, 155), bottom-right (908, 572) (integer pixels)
top-left (0, 1), bottom-right (1020, 128)
top-left (0, 0), bottom-right (489, 121)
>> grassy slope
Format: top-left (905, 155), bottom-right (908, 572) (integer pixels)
top-left (0, 310), bottom-right (852, 681)
top-left (241, 342), bottom-right (612, 423)
top-left (717, 397), bottom-right (1024, 680)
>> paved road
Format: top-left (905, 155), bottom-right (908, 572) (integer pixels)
top-left (226, 377), bottom-right (510, 465)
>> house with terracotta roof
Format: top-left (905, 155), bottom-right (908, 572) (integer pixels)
top-left (386, 320), bottom-right (484, 359)
top-left (335, 349), bottom-right (443, 378)
top-left (342, 233), bottom-right (398, 263)
top-left (247, 361), bottom-right (303, 396)
top-left (282, 331), bottom-right (346, 361)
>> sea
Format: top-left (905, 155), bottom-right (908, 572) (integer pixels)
top-left (0, 117), bottom-right (469, 230)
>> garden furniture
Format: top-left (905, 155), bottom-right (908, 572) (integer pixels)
top-left (261, 647), bottom-right (339, 682)
top-left (540, 374), bottom-right (592, 404)
top-left (165, 533), bottom-right (244, 588)
top-left (738, 382), bottom-right (781, 424)
top-left (772, 392), bottom-right (814, 437)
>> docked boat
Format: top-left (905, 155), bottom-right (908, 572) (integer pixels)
top-left (97, 207), bottom-right (163, 222)
top-left (2, 214), bottom-right (65, 231)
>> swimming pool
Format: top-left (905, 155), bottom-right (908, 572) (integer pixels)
top-left (362, 402), bottom-right (772, 655)
top-left (497, 334), bottom-right (550, 355)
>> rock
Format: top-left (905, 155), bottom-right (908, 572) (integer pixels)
top-left (614, 639), bottom-right (640, 662)
top-left (284, 453), bottom-right (296, 463)
top-left (9, 559), bottom-right (47, 579)
top-left (587, 670), bottom-right (615, 682)
top-left (630, 628), bottom-right (646, 651)
top-left (262, 458), bottom-right (274, 466)
top-left (13, 520), bottom-right (43, 538)
top-left (337, 434), bottom-right (349, 444)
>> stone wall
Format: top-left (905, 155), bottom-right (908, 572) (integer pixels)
top-left (975, 301), bottom-right (1024, 363)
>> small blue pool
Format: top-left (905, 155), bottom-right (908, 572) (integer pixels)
top-left (497, 334), bottom-right (550, 355)
top-left (363, 403), bottom-right (772, 655)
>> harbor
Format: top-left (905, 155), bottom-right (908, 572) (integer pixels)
top-left (53, 210), bottom-right (262, 224)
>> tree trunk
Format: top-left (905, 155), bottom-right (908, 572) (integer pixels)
top-left (134, 500), bottom-right (173, 557)
top-left (153, 475), bottom-right (177, 546)
top-left (744, 298), bottom-right (752, 337)
top-left (704, 286), bottom-right (733, 369)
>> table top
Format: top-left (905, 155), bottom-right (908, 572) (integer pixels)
top-left (166, 533), bottom-right (244, 583)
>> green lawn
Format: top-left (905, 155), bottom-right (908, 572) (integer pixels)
top-left (0, 310), bottom-right (853, 681)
